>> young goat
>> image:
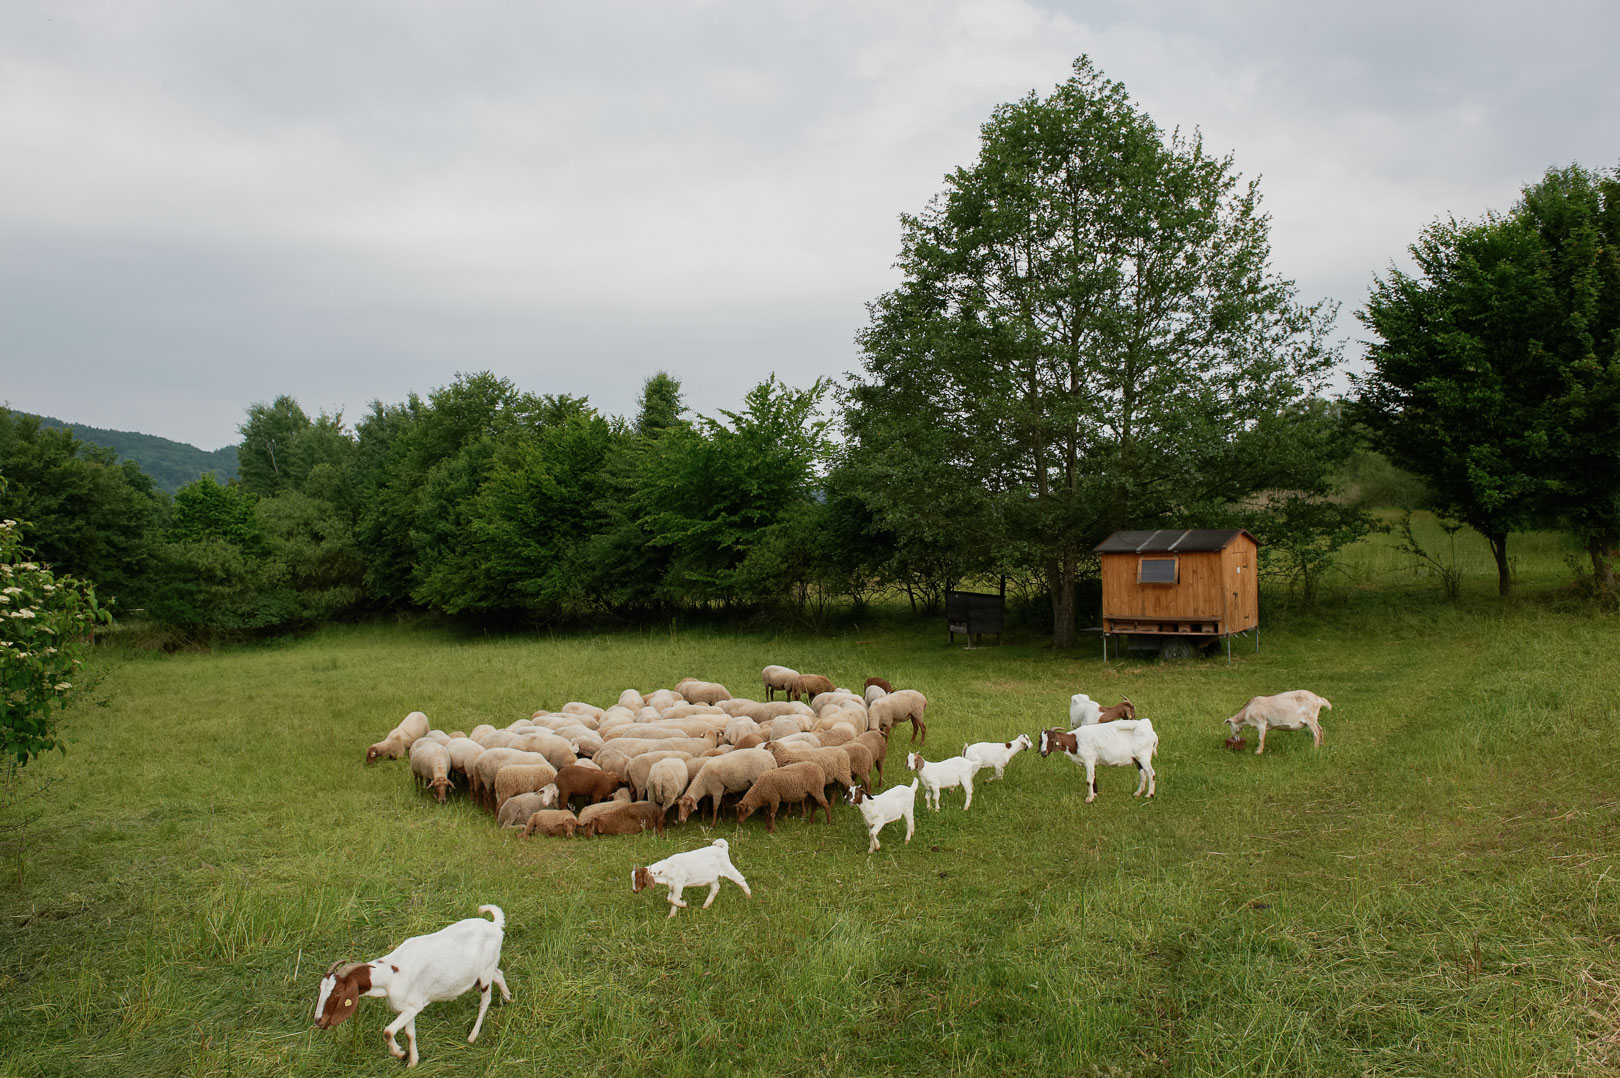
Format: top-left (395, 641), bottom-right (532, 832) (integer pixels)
top-left (1223, 690), bottom-right (1332, 754)
top-left (962, 733), bottom-right (1032, 781)
top-left (905, 751), bottom-right (985, 811)
top-left (314, 905), bottom-right (510, 1069)
top-left (846, 779), bottom-right (918, 853)
top-left (631, 838), bottom-right (753, 918)
top-left (1040, 720), bottom-right (1158, 802)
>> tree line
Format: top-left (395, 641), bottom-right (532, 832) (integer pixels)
top-left (1, 56), bottom-right (1614, 652)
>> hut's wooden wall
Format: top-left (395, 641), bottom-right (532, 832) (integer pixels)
top-left (1220, 538), bottom-right (1259, 631)
top-left (1099, 535), bottom-right (1258, 634)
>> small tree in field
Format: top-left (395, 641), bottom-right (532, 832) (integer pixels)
top-left (0, 515), bottom-right (111, 769)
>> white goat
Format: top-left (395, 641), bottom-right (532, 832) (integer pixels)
top-left (905, 751), bottom-right (985, 811)
top-left (962, 734), bottom-right (1032, 781)
top-left (314, 905), bottom-right (510, 1068)
top-left (846, 779), bottom-right (918, 853)
top-left (1069, 693), bottom-right (1102, 727)
top-left (1224, 690), bottom-right (1332, 753)
top-left (632, 838), bottom-right (752, 918)
top-left (1039, 720), bottom-right (1158, 802)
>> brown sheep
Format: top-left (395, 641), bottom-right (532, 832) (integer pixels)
top-left (520, 809), bottom-right (580, 838)
top-left (864, 677), bottom-right (893, 694)
top-left (764, 741), bottom-right (854, 791)
top-left (855, 730), bottom-right (889, 788)
top-left (554, 764), bottom-right (626, 812)
top-left (581, 801), bottom-right (666, 837)
top-left (786, 674), bottom-right (836, 702)
top-left (869, 689), bottom-right (928, 745)
top-left (735, 763), bottom-right (831, 832)
top-left (675, 747), bottom-right (777, 825)
top-left (733, 732), bottom-right (768, 750)
top-left (840, 740), bottom-right (875, 790)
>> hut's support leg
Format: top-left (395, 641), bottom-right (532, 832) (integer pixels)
top-left (1226, 634), bottom-right (1231, 664)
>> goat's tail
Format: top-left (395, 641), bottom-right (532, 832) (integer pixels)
top-left (478, 904), bottom-right (505, 930)
top-left (1321, 697), bottom-right (1334, 711)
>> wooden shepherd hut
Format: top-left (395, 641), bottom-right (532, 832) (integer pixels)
top-left (1093, 529), bottom-right (1259, 660)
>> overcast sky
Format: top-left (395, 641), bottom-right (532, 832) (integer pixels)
top-left (2, 1), bottom-right (1615, 451)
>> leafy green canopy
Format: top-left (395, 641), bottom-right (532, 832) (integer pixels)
top-left (848, 56), bottom-right (1338, 645)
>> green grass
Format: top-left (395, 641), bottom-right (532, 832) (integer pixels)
top-left (2, 535), bottom-right (1618, 1077)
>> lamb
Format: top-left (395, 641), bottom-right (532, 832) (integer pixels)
top-left (497, 788), bottom-right (558, 828)
top-left (520, 808), bottom-right (580, 838)
top-left (906, 751), bottom-right (985, 811)
top-left (735, 762), bottom-right (831, 831)
top-left (869, 689), bottom-right (928, 745)
top-left (674, 747), bottom-right (777, 824)
top-left (366, 711), bottom-right (431, 763)
top-left (761, 665), bottom-right (799, 701)
top-left (632, 838), bottom-right (752, 918)
top-left (644, 757), bottom-right (690, 822)
top-left (581, 800), bottom-right (666, 837)
top-left (846, 779), bottom-right (918, 853)
top-left (554, 764), bottom-right (627, 812)
top-left (962, 734), bottom-right (1033, 781)
top-left (493, 763), bottom-right (559, 815)
top-left (313, 905), bottom-right (509, 1069)
top-left (409, 739), bottom-right (455, 803)
top-left (764, 741), bottom-right (854, 792)
top-left (1039, 720), bottom-right (1158, 801)
top-left (674, 678), bottom-right (732, 706)
top-left (1223, 690), bottom-right (1332, 753)
top-left (785, 673), bottom-right (836, 702)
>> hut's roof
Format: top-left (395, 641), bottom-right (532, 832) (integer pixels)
top-left (1093, 528), bottom-right (1257, 554)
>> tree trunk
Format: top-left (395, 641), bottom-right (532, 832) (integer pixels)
top-left (1591, 534), bottom-right (1617, 592)
top-left (1488, 532), bottom-right (1511, 596)
top-left (1049, 547), bottom-right (1077, 649)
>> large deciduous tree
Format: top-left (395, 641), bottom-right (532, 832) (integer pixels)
top-left (848, 56), bottom-right (1337, 646)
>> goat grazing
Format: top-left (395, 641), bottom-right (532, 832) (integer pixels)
top-left (846, 779), bottom-right (918, 853)
top-left (632, 838), bottom-right (753, 918)
top-left (1039, 720), bottom-right (1158, 802)
top-left (1223, 690), bottom-right (1332, 753)
top-left (313, 905), bottom-right (510, 1069)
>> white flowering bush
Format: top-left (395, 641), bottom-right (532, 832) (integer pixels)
top-left (0, 518), bottom-right (112, 768)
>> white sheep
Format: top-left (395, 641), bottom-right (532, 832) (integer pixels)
top-left (644, 757), bottom-right (690, 821)
top-left (313, 905), bottom-right (510, 1069)
top-left (761, 665), bottom-right (799, 701)
top-left (367, 711), bottom-right (431, 763)
top-left (846, 779), bottom-right (918, 853)
top-left (1039, 720), bottom-right (1158, 802)
top-left (408, 739), bottom-right (454, 803)
top-left (905, 751), bottom-right (985, 811)
top-left (1223, 690), bottom-right (1332, 753)
top-left (962, 734), bottom-right (1032, 781)
top-left (632, 838), bottom-right (752, 918)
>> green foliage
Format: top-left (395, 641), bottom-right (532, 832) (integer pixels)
top-left (26, 413), bottom-right (237, 492)
top-left (849, 56), bottom-right (1338, 646)
top-left (0, 408), bottom-right (165, 606)
top-left (0, 514), bottom-right (111, 768)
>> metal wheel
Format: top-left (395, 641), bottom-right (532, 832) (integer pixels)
top-left (1157, 637), bottom-right (1197, 661)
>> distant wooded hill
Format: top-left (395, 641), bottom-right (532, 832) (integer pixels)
top-left (31, 414), bottom-right (238, 493)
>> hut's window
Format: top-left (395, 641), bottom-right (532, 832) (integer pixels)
top-left (1139, 557), bottom-right (1178, 584)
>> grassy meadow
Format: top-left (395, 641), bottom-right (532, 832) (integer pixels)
top-left (2, 521), bottom-right (1619, 1077)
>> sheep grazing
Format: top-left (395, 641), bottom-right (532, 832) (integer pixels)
top-left (1223, 690), bottom-right (1332, 754)
top-left (367, 711), bottom-right (431, 763)
top-left (854, 730), bottom-right (889, 788)
top-left (1039, 720), bottom-right (1158, 802)
top-left (847, 780), bottom-right (918, 853)
top-left (554, 764), bottom-right (627, 812)
top-left (962, 733), bottom-right (1033, 781)
top-left (764, 741), bottom-right (854, 793)
top-left (675, 747), bottom-right (777, 825)
top-left (761, 665), bottom-right (799, 701)
top-left (492, 763), bottom-right (559, 815)
top-left (906, 751), bottom-right (986, 811)
top-left (313, 905), bottom-right (509, 1069)
top-left (497, 789), bottom-right (556, 829)
top-left (864, 676), bottom-right (893, 694)
top-left (622, 750), bottom-right (694, 799)
top-left (520, 808), bottom-right (580, 838)
top-left (863, 684), bottom-right (888, 706)
top-left (443, 737), bottom-right (484, 785)
top-left (736, 762), bottom-right (832, 831)
top-left (470, 749), bottom-right (552, 811)
top-left (581, 801), bottom-right (666, 837)
top-left (785, 673), bottom-right (836, 702)
top-left (644, 757), bottom-right (689, 822)
top-left (409, 740), bottom-right (455, 803)
top-left (632, 838), bottom-right (752, 919)
top-left (869, 689), bottom-right (928, 745)
top-left (674, 678), bottom-right (732, 706)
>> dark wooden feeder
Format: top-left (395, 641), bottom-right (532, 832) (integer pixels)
top-left (946, 589), bottom-right (1004, 646)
